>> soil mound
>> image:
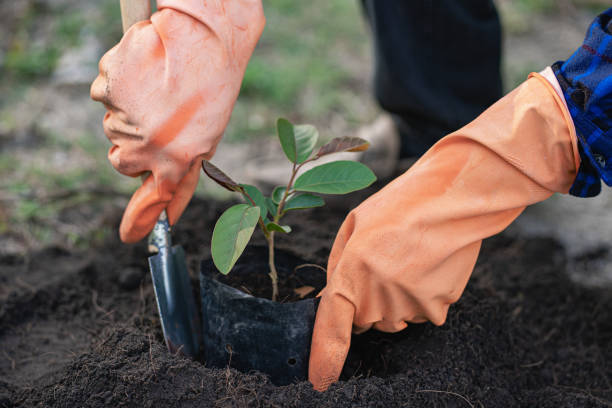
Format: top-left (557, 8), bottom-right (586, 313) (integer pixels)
top-left (1, 197), bottom-right (611, 407)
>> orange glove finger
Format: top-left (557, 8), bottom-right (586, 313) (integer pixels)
top-left (166, 159), bottom-right (202, 226)
top-left (119, 173), bottom-right (166, 244)
top-left (119, 159), bottom-right (201, 243)
top-left (308, 292), bottom-right (355, 392)
top-left (309, 216), bottom-right (374, 391)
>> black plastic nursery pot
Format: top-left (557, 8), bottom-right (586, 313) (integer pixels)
top-left (199, 246), bottom-right (325, 385)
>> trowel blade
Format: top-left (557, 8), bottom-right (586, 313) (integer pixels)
top-left (148, 245), bottom-right (200, 359)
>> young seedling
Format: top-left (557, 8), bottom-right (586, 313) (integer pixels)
top-left (202, 118), bottom-right (376, 301)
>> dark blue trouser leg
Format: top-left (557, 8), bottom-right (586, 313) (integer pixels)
top-left (361, 0), bottom-right (503, 157)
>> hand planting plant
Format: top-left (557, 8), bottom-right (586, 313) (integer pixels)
top-left (202, 118), bottom-right (376, 301)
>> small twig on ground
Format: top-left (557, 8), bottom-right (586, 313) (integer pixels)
top-left (172, 344), bottom-right (185, 356)
top-left (416, 389), bottom-right (475, 408)
top-left (147, 333), bottom-right (156, 374)
top-left (3, 351), bottom-right (16, 370)
top-left (520, 360), bottom-right (544, 368)
top-left (14, 277), bottom-right (36, 292)
top-left (223, 344), bottom-right (234, 395)
top-left (294, 263), bottom-right (326, 274)
top-left (556, 385), bottom-right (612, 407)
top-left (139, 284), bottom-right (146, 326)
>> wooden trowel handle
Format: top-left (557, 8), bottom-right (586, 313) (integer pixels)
top-left (119, 0), bottom-right (153, 185)
top-left (119, 0), bottom-right (163, 239)
top-left (120, 0), bottom-right (152, 33)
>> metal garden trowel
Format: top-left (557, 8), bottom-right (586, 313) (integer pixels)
top-left (147, 211), bottom-right (200, 358)
top-left (119, 0), bottom-right (200, 359)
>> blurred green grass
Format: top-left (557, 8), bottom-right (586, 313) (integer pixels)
top-left (226, 0), bottom-right (370, 142)
top-left (2, 3), bottom-right (84, 79)
top-left (0, 0), bottom-right (372, 249)
top-left (0, 0), bottom-right (608, 250)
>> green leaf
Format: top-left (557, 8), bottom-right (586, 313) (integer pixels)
top-left (266, 222), bottom-right (292, 234)
top-left (294, 161), bottom-right (376, 194)
top-left (277, 118), bottom-right (297, 163)
top-left (271, 186), bottom-right (287, 204)
top-left (315, 136), bottom-right (369, 159)
top-left (276, 118), bottom-right (318, 163)
top-left (283, 194), bottom-right (325, 212)
top-left (294, 124), bottom-right (318, 163)
top-left (202, 160), bottom-right (242, 192)
top-left (240, 184), bottom-right (267, 219)
top-left (265, 197), bottom-right (278, 217)
top-left (211, 204), bottom-right (260, 274)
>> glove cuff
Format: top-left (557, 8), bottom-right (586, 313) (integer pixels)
top-left (529, 69), bottom-right (581, 181)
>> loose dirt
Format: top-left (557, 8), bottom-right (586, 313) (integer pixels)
top-left (1, 191), bottom-right (611, 407)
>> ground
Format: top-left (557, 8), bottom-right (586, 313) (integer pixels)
top-left (1, 0), bottom-right (611, 260)
top-left (1, 194), bottom-right (611, 407)
top-left (1, 0), bottom-right (612, 407)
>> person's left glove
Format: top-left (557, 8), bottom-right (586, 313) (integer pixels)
top-left (91, 0), bottom-right (265, 243)
top-left (308, 70), bottom-right (580, 391)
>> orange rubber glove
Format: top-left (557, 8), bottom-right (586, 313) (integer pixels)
top-left (91, 0), bottom-right (265, 243)
top-left (308, 70), bottom-right (580, 391)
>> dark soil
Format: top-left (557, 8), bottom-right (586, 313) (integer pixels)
top-left (208, 246), bottom-right (326, 302)
top-left (1, 192), bottom-right (611, 407)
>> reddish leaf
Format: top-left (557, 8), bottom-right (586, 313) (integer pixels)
top-left (202, 160), bottom-right (242, 192)
top-left (315, 137), bottom-right (370, 159)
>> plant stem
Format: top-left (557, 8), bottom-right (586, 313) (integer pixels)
top-left (267, 232), bottom-right (278, 301)
top-left (240, 185), bottom-right (279, 300)
top-left (266, 162), bottom-right (302, 301)
top-left (275, 163), bottom-right (298, 221)
top-left (264, 158), bottom-right (314, 300)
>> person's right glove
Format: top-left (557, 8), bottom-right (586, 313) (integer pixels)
top-left (91, 0), bottom-right (264, 243)
top-left (309, 69), bottom-right (580, 391)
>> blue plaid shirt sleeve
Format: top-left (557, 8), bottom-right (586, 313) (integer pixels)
top-left (552, 8), bottom-right (612, 197)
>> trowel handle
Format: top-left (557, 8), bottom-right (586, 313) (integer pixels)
top-left (119, 0), bottom-right (153, 184)
top-left (119, 0), bottom-right (153, 188)
top-left (120, 0), bottom-right (152, 33)
top-left (118, 0), bottom-right (169, 251)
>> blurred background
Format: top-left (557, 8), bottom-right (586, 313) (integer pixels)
top-left (0, 0), bottom-right (611, 283)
